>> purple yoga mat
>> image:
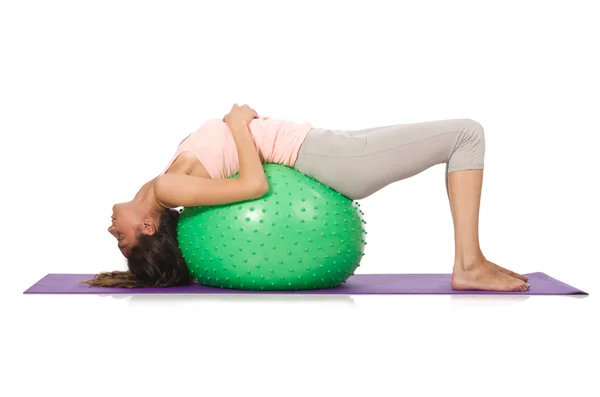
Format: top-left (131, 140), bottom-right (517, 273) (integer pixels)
top-left (23, 272), bottom-right (587, 295)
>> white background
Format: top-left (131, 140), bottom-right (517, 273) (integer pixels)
top-left (1, 0), bottom-right (598, 396)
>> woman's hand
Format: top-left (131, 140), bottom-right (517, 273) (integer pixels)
top-left (222, 104), bottom-right (259, 127)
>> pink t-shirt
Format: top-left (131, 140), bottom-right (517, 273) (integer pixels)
top-left (162, 117), bottom-right (312, 179)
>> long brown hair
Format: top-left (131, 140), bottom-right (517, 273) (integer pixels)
top-left (82, 208), bottom-right (193, 288)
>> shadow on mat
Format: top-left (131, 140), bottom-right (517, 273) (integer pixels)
top-left (99, 292), bottom-right (587, 306)
top-left (450, 293), bottom-right (587, 306)
top-left (451, 294), bottom-right (531, 305)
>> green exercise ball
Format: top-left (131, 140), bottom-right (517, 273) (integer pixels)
top-left (176, 163), bottom-right (367, 291)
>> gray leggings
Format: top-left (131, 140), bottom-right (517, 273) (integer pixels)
top-left (292, 118), bottom-right (485, 200)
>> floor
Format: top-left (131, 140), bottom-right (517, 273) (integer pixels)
top-left (6, 288), bottom-right (597, 397)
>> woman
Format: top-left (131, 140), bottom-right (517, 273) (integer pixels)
top-left (89, 104), bottom-right (530, 292)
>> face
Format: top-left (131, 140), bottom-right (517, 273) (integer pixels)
top-left (108, 203), bottom-right (144, 257)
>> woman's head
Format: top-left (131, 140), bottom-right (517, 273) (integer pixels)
top-left (107, 202), bottom-right (157, 257)
top-left (86, 205), bottom-right (193, 288)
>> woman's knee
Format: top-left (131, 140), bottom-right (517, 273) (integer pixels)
top-left (447, 119), bottom-right (486, 171)
top-left (460, 118), bottom-right (486, 151)
top-left (462, 118), bottom-right (485, 137)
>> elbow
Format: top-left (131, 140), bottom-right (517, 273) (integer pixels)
top-left (251, 180), bottom-right (269, 199)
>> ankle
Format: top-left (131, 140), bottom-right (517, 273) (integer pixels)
top-left (454, 254), bottom-right (486, 271)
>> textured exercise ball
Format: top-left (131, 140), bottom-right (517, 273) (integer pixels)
top-left (177, 163), bottom-right (367, 291)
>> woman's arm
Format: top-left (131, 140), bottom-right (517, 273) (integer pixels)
top-left (154, 104), bottom-right (269, 207)
top-left (154, 173), bottom-right (267, 207)
top-left (228, 120), bottom-right (268, 190)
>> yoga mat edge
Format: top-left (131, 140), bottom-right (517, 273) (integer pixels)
top-left (23, 272), bottom-right (588, 296)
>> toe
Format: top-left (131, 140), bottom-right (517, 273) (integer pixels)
top-left (510, 271), bottom-right (522, 280)
top-left (511, 271), bottom-right (528, 282)
top-left (514, 272), bottom-right (529, 282)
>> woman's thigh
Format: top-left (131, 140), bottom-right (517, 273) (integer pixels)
top-left (293, 119), bottom-right (483, 199)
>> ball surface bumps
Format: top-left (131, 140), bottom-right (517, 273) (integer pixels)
top-left (177, 164), bottom-right (367, 291)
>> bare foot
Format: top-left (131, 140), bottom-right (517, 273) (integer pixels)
top-left (452, 259), bottom-right (530, 292)
top-left (484, 258), bottom-right (528, 282)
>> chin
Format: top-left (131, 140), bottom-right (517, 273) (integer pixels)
top-left (113, 202), bottom-right (130, 216)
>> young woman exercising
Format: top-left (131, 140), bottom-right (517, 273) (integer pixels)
top-left (93, 104), bottom-right (530, 292)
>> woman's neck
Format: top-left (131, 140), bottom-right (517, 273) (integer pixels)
top-left (133, 177), bottom-right (167, 216)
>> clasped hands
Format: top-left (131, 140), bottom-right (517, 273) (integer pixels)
top-left (222, 104), bottom-right (268, 126)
